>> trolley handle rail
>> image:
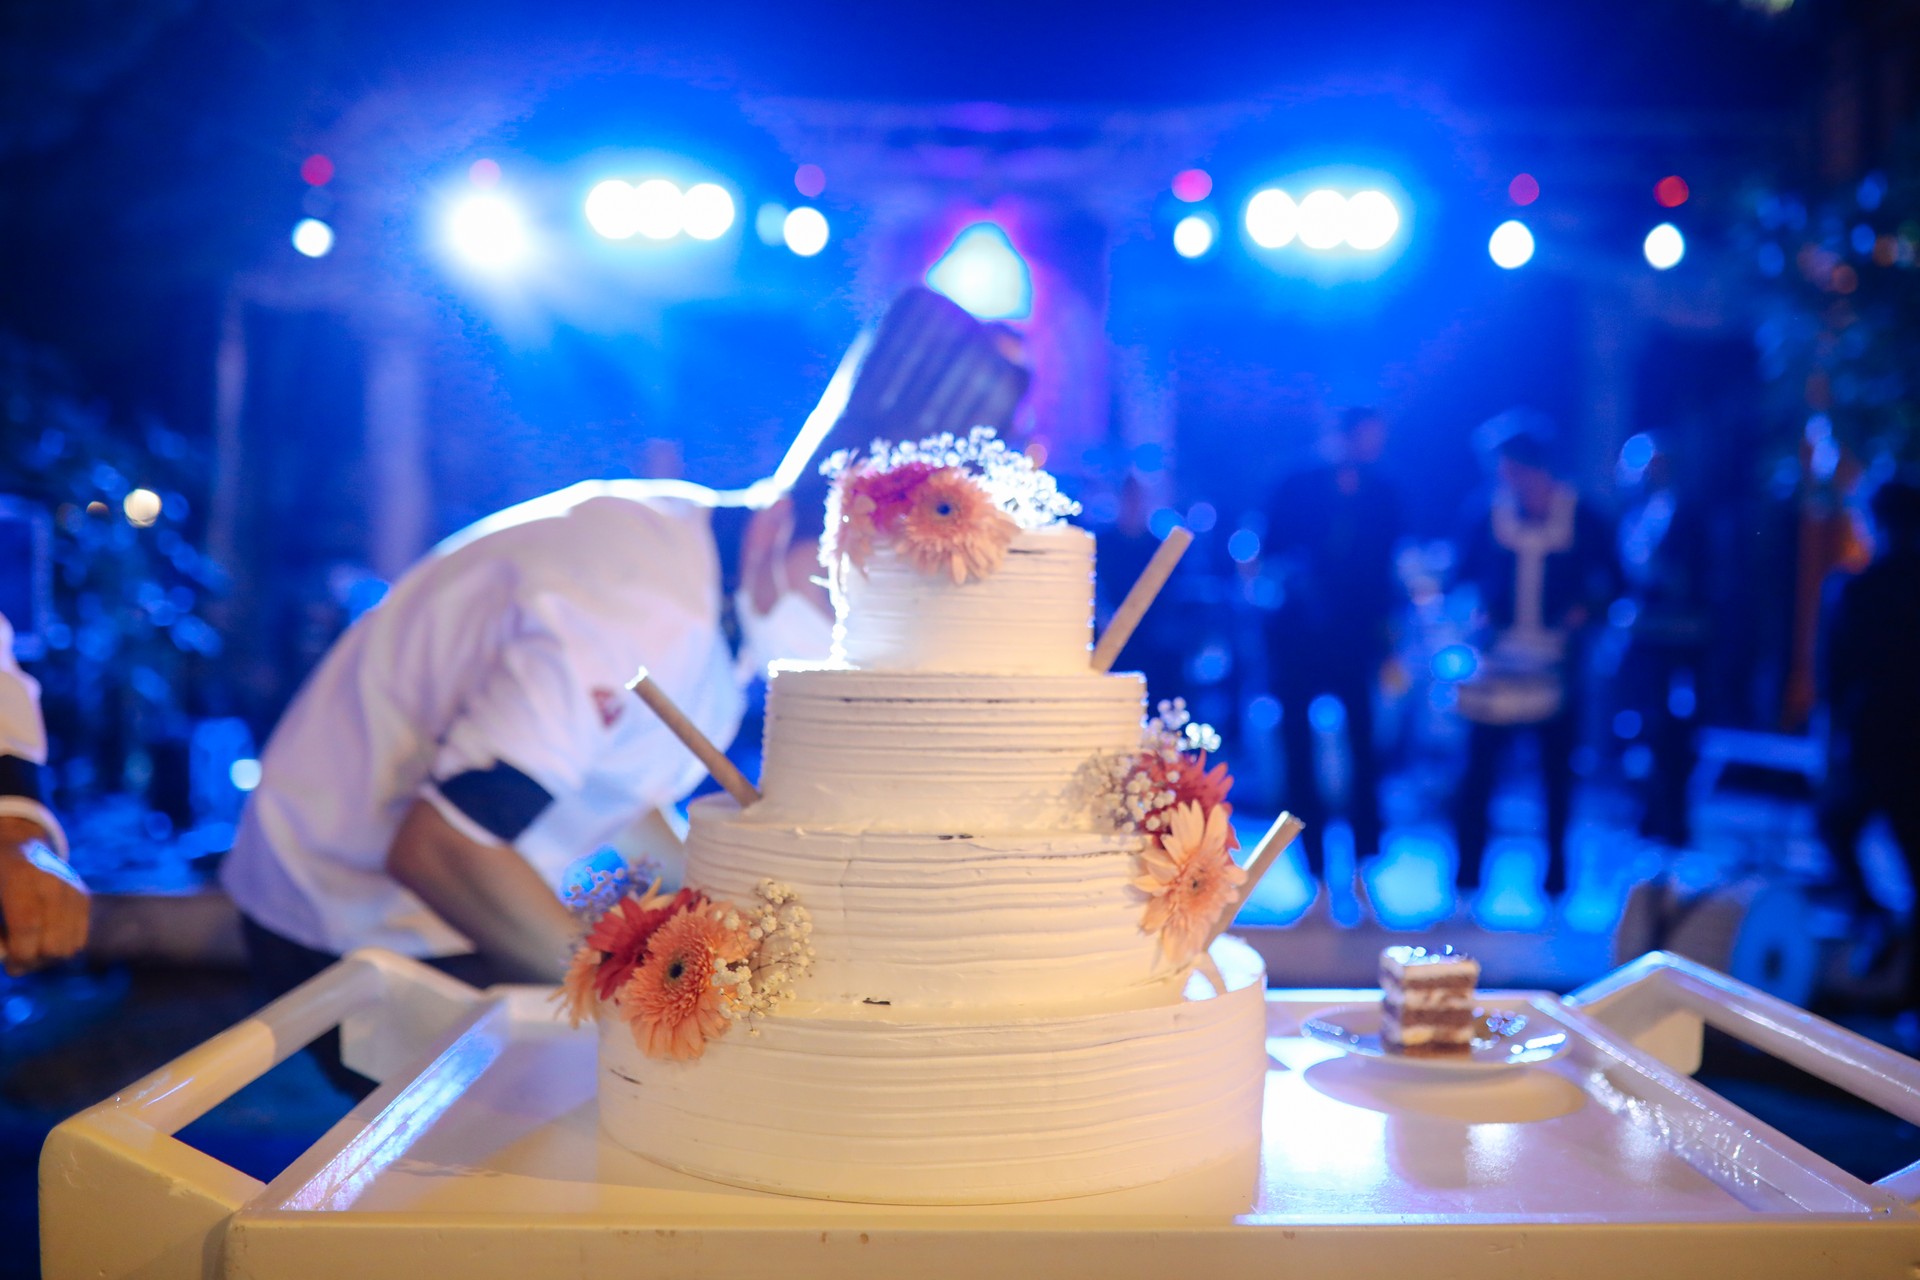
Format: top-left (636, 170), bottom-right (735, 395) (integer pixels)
top-left (39, 948), bottom-right (480, 1280)
top-left (1568, 949), bottom-right (1920, 1204)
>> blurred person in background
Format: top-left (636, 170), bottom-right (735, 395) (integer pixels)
top-left (1453, 416), bottom-right (1619, 909)
top-left (0, 611), bottom-right (89, 974)
top-left (1817, 474), bottom-right (1920, 1011)
top-left (1265, 406), bottom-right (1405, 908)
top-left (1613, 432), bottom-right (1711, 849)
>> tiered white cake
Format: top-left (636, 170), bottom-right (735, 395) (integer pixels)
top-left (597, 525), bottom-right (1269, 1205)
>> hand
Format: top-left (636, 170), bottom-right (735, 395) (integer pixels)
top-left (0, 820), bottom-right (89, 975)
top-left (740, 498), bottom-right (795, 615)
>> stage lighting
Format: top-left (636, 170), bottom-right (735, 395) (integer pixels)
top-left (925, 222), bottom-right (1032, 319)
top-left (123, 488), bottom-right (162, 528)
top-left (683, 183), bottom-right (735, 240)
top-left (1489, 219), bottom-right (1535, 269)
top-left (585, 179), bottom-right (639, 239)
top-left (1245, 188), bottom-right (1299, 248)
top-left (291, 218), bottom-right (335, 258)
top-left (1644, 222), bottom-right (1685, 270)
top-left (1172, 214), bottom-right (1215, 259)
top-left (1343, 190), bottom-right (1400, 251)
top-left (633, 179), bottom-right (684, 240)
top-left (783, 206), bottom-right (830, 257)
top-left (448, 193), bottom-right (530, 270)
top-left (756, 202), bottom-right (789, 245)
top-left (230, 758), bottom-right (262, 792)
top-left (1297, 189), bottom-right (1347, 250)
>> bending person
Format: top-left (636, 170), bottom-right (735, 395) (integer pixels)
top-left (0, 611), bottom-right (89, 974)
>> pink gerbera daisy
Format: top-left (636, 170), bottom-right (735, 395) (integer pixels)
top-left (622, 907), bottom-right (746, 1061)
top-left (554, 943), bottom-right (602, 1028)
top-left (1133, 800), bottom-right (1247, 964)
top-left (895, 467), bottom-right (1018, 583)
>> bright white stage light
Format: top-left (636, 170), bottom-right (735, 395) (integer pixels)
top-left (783, 206), bottom-right (829, 257)
top-left (448, 193), bottom-right (530, 270)
top-left (1644, 222), bottom-right (1685, 270)
top-left (230, 758), bottom-right (262, 792)
top-left (632, 179), bottom-right (684, 240)
top-left (1245, 188), bottom-right (1299, 248)
top-left (291, 218), bottom-right (334, 258)
top-left (1343, 190), bottom-right (1400, 251)
top-left (1489, 219), bottom-right (1535, 269)
top-left (926, 222), bottom-right (1032, 319)
top-left (585, 179), bottom-right (639, 240)
top-left (123, 488), bottom-right (162, 528)
top-left (1172, 214), bottom-right (1215, 259)
top-left (1297, 189), bottom-right (1348, 250)
top-left (682, 183), bottom-right (735, 240)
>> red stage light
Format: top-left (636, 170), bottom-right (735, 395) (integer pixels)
top-left (468, 158), bottom-right (501, 188)
top-left (1655, 175), bottom-right (1689, 208)
top-left (300, 154), bottom-right (334, 187)
top-left (1508, 173), bottom-right (1539, 206)
top-left (1171, 169), bottom-right (1212, 202)
top-left (795, 164), bottom-right (826, 198)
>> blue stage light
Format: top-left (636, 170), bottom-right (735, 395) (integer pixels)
top-left (1172, 214), bottom-right (1215, 259)
top-left (585, 179), bottom-right (639, 240)
top-left (448, 193), bottom-right (530, 270)
top-left (230, 759), bottom-right (263, 791)
top-left (1343, 190), bottom-right (1400, 251)
top-left (291, 218), bottom-right (335, 258)
top-left (783, 206), bottom-right (829, 256)
top-left (926, 222), bottom-right (1032, 319)
top-left (1297, 190), bottom-right (1347, 250)
top-left (1245, 188), bottom-right (1299, 248)
top-left (756, 202), bottom-right (789, 245)
top-left (683, 183), bottom-right (735, 240)
top-left (1644, 222), bottom-right (1684, 270)
top-left (1489, 219), bottom-right (1535, 269)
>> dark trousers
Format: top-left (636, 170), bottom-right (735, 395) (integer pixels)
top-left (1454, 713), bottom-right (1575, 896)
top-left (240, 915), bottom-right (501, 1099)
top-left (1818, 769), bottom-right (1920, 1004)
top-left (1277, 659), bottom-right (1383, 879)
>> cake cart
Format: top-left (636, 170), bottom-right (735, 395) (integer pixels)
top-left (40, 947), bottom-right (1920, 1279)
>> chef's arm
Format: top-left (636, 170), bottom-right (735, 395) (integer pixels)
top-left (386, 798), bottom-right (577, 983)
top-left (608, 805), bottom-right (688, 888)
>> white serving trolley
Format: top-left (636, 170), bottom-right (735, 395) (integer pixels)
top-left (40, 947), bottom-right (1920, 1279)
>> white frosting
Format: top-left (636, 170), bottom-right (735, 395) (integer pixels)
top-left (753, 664), bottom-right (1145, 833)
top-left (686, 797), bottom-right (1172, 1006)
top-left (833, 526), bottom-right (1094, 674)
top-left (599, 937), bottom-right (1269, 1205)
top-left (1378, 946), bottom-right (1479, 985)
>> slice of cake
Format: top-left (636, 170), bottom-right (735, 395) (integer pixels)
top-left (1380, 945), bottom-right (1479, 1056)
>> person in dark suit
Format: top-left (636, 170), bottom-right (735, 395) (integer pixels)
top-left (1818, 475), bottom-right (1920, 1005)
top-left (1452, 420), bottom-right (1619, 905)
top-left (1266, 407), bottom-right (1405, 902)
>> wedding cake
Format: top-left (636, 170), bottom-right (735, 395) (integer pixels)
top-left (561, 431), bottom-right (1269, 1205)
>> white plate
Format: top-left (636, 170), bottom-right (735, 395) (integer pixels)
top-left (1301, 1001), bottom-right (1570, 1074)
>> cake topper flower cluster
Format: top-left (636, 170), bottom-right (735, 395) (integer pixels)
top-left (1084, 698), bottom-right (1244, 966)
top-left (820, 427), bottom-right (1079, 584)
top-left (557, 878), bottom-right (814, 1061)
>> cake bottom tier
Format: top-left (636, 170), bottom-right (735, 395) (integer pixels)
top-left (598, 936), bottom-right (1268, 1205)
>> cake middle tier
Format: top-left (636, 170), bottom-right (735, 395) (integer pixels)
top-left (753, 664), bottom-right (1145, 833)
top-left (687, 798), bottom-right (1174, 1006)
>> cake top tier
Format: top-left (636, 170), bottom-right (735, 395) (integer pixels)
top-left (1379, 945), bottom-right (1479, 984)
top-left (819, 429), bottom-right (1092, 675)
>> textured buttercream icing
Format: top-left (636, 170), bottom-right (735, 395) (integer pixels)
top-left (753, 664), bottom-right (1146, 833)
top-left (686, 797), bottom-right (1173, 1006)
top-left (600, 936), bottom-right (1268, 1205)
top-left (833, 525), bottom-right (1094, 674)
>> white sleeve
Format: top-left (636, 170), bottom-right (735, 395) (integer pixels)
top-left (0, 613), bottom-right (67, 857)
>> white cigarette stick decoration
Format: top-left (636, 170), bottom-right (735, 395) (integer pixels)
top-left (1204, 811), bottom-right (1304, 953)
top-left (1091, 526), bottom-right (1194, 673)
top-left (627, 669), bottom-right (762, 808)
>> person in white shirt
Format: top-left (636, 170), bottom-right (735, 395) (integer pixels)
top-left (220, 482), bottom-right (832, 1004)
top-left (0, 611), bottom-right (89, 974)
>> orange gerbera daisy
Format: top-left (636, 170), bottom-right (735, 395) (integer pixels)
top-left (554, 943), bottom-right (602, 1028)
top-left (828, 460), bottom-right (942, 571)
top-left (622, 907), bottom-right (747, 1061)
top-left (1133, 800), bottom-right (1247, 964)
top-left (582, 884), bottom-right (706, 1003)
top-left (895, 467), bottom-right (1018, 583)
